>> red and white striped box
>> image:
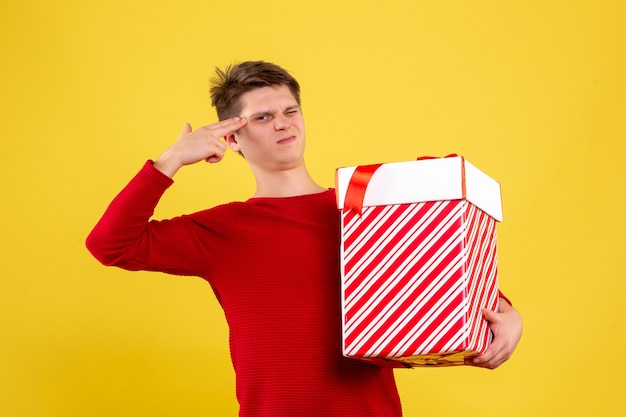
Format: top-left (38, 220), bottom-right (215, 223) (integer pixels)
top-left (335, 156), bottom-right (502, 367)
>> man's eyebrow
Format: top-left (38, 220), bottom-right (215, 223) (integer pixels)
top-left (246, 105), bottom-right (301, 118)
top-left (247, 109), bottom-right (272, 118)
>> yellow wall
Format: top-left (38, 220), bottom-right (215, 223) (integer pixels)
top-left (2, 1), bottom-right (625, 416)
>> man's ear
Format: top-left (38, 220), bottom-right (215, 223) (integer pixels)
top-left (225, 133), bottom-right (241, 152)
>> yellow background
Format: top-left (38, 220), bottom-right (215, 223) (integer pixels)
top-left (2, 0), bottom-right (625, 416)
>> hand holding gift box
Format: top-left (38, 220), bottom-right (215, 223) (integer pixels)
top-left (335, 155), bottom-right (505, 367)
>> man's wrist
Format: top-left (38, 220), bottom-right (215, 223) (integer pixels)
top-left (153, 153), bottom-right (183, 178)
top-left (499, 297), bottom-right (513, 312)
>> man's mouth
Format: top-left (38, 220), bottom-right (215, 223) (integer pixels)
top-left (277, 136), bottom-right (296, 144)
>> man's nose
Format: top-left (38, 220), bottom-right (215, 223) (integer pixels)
top-left (274, 114), bottom-right (289, 130)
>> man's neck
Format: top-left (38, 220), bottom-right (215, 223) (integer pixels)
top-left (251, 164), bottom-right (326, 198)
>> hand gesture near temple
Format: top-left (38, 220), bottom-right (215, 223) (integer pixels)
top-left (154, 117), bottom-right (248, 177)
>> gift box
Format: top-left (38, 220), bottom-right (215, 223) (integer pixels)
top-left (335, 155), bottom-right (502, 367)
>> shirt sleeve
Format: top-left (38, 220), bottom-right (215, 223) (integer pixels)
top-left (85, 161), bottom-right (210, 277)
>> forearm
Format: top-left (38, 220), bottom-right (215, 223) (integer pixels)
top-left (85, 161), bottom-right (173, 267)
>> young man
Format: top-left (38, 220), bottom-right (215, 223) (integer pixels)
top-left (86, 61), bottom-right (522, 417)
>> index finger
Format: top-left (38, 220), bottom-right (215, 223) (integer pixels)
top-left (205, 116), bottom-right (248, 137)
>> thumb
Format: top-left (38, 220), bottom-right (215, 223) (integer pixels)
top-left (481, 308), bottom-right (499, 324)
top-left (178, 123), bottom-right (192, 139)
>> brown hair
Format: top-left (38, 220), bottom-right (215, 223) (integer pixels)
top-left (210, 61), bottom-right (301, 120)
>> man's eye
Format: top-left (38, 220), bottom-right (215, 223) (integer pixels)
top-left (257, 115), bottom-right (271, 121)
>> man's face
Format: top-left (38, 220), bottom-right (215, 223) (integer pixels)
top-left (226, 85), bottom-right (306, 172)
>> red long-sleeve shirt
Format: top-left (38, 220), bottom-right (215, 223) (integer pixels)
top-left (86, 161), bottom-right (403, 417)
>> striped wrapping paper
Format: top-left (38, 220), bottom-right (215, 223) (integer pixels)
top-left (336, 156), bottom-right (502, 367)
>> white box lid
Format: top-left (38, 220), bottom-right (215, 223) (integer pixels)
top-left (335, 156), bottom-right (503, 221)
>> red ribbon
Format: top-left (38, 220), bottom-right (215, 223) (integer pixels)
top-left (343, 154), bottom-right (460, 215)
top-left (343, 163), bottom-right (382, 216)
top-left (416, 153), bottom-right (458, 160)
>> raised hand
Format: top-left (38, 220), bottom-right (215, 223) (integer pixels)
top-left (154, 117), bottom-right (248, 177)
